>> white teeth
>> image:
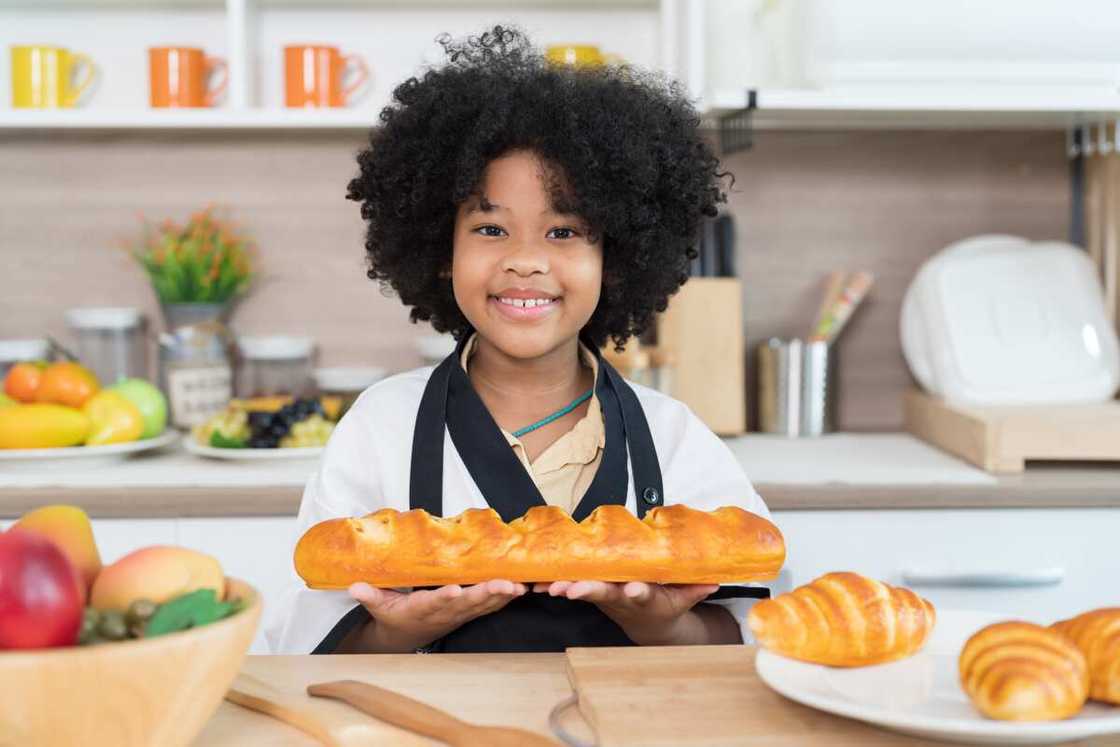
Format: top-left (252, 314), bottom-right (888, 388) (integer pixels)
top-left (497, 297), bottom-right (553, 309)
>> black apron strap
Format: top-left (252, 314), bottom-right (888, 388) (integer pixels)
top-left (597, 355), bottom-right (663, 519)
top-left (408, 352), bottom-right (457, 517)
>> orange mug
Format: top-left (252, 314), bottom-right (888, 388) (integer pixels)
top-left (149, 47), bottom-right (227, 108)
top-left (284, 45), bottom-right (369, 108)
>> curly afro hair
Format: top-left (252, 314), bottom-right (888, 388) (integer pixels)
top-left (346, 25), bottom-right (727, 349)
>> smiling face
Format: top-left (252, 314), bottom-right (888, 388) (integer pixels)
top-left (452, 150), bottom-right (603, 361)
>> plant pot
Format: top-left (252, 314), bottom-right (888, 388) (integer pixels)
top-left (160, 302), bottom-right (229, 332)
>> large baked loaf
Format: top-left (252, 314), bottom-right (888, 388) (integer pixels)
top-left (747, 572), bottom-right (936, 667)
top-left (1052, 608), bottom-right (1120, 705)
top-left (294, 503), bottom-right (785, 589)
top-left (959, 621), bottom-right (1089, 721)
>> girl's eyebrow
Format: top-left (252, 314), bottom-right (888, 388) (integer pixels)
top-left (466, 196), bottom-right (502, 214)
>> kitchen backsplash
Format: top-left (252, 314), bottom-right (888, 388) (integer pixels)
top-left (0, 129), bottom-right (1067, 429)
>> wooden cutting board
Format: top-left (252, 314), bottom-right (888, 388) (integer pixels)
top-left (565, 645), bottom-right (943, 747)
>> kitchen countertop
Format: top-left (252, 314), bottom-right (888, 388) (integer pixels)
top-left (2, 433), bottom-right (1118, 518)
top-left (197, 648), bottom-right (1119, 746)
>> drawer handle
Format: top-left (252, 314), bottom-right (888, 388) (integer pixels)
top-left (900, 568), bottom-right (1065, 588)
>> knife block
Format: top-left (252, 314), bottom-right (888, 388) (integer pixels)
top-left (655, 277), bottom-right (746, 435)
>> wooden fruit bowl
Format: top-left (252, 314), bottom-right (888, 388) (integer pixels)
top-left (0, 578), bottom-right (261, 747)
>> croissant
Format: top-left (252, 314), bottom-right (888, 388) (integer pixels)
top-left (294, 503), bottom-right (785, 589)
top-left (1052, 608), bottom-right (1120, 705)
top-left (959, 621), bottom-right (1089, 721)
top-left (746, 572), bottom-right (936, 667)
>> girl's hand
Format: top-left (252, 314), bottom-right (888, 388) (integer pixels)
top-left (533, 581), bottom-right (729, 646)
top-left (347, 580), bottom-right (527, 652)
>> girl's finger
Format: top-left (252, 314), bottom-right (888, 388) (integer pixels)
top-left (349, 582), bottom-right (381, 606)
top-left (546, 581), bottom-right (574, 597)
top-left (567, 581), bottom-right (620, 603)
top-left (484, 579), bottom-right (517, 596)
top-left (622, 582), bottom-right (652, 603)
top-left (409, 585), bottom-right (462, 617)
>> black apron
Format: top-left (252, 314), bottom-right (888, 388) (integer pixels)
top-left (313, 341), bottom-right (768, 654)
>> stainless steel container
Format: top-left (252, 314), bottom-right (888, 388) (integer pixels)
top-left (65, 307), bottom-right (148, 385)
top-left (756, 338), bottom-right (837, 436)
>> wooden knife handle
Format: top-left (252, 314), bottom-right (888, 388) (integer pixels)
top-left (308, 679), bottom-right (470, 745)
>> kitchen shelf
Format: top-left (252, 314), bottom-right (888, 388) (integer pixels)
top-left (0, 108), bottom-right (386, 131)
top-left (707, 86), bottom-right (1120, 130)
top-left (9, 88), bottom-right (1120, 133)
top-left (0, 0), bottom-right (653, 6)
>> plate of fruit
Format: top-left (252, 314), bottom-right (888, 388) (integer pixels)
top-left (0, 505), bottom-right (260, 746)
top-left (0, 361), bottom-right (176, 468)
top-left (185, 395), bottom-right (337, 460)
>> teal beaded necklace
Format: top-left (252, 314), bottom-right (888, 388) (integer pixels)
top-left (511, 388), bottom-right (594, 438)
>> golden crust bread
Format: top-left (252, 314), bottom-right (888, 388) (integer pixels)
top-left (294, 503), bottom-right (785, 588)
top-left (747, 571), bottom-right (936, 667)
top-left (1052, 608), bottom-right (1120, 705)
top-left (959, 621), bottom-right (1089, 721)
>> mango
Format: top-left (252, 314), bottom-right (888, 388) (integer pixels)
top-left (13, 505), bottom-right (102, 603)
top-left (82, 390), bottom-right (144, 446)
top-left (35, 362), bottom-right (99, 409)
top-left (91, 546), bottom-right (225, 612)
top-left (0, 404), bottom-right (90, 449)
top-left (0, 393), bottom-right (16, 409)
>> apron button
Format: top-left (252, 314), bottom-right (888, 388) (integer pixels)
top-left (642, 487), bottom-right (661, 506)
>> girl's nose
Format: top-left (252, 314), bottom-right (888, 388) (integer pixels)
top-left (501, 242), bottom-right (550, 277)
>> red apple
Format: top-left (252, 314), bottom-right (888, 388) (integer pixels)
top-left (0, 529), bottom-right (83, 649)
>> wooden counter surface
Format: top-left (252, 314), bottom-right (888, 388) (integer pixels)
top-left (197, 648), bottom-right (1120, 746)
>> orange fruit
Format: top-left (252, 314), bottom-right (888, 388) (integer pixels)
top-left (35, 362), bottom-right (100, 409)
top-left (3, 361), bottom-right (47, 403)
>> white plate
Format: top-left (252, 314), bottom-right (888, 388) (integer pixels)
top-left (0, 430), bottom-right (180, 471)
top-left (183, 437), bottom-right (323, 461)
top-left (756, 609), bottom-right (1120, 745)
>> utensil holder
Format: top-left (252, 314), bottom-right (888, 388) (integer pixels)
top-left (655, 277), bottom-right (746, 435)
top-left (756, 338), bottom-right (837, 437)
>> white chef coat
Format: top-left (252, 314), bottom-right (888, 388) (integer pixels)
top-left (264, 365), bottom-right (774, 654)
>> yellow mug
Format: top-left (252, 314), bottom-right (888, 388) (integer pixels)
top-left (10, 45), bottom-right (97, 108)
top-left (545, 44), bottom-right (622, 68)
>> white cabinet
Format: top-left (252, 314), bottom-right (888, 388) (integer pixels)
top-left (177, 516), bottom-right (299, 653)
top-left (90, 519), bottom-right (178, 565)
top-left (772, 508), bottom-right (1119, 624)
top-left (88, 516), bottom-right (298, 653)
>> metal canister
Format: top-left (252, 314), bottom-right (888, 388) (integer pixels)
top-left (756, 338), bottom-right (837, 437)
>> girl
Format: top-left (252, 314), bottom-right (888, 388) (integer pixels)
top-left (266, 26), bottom-right (773, 655)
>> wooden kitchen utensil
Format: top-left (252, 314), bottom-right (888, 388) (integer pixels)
top-left (226, 672), bottom-right (340, 746)
top-left (308, 679), bottom-right (561, 747)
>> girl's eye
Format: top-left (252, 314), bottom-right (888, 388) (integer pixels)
top-left (547, 227), bottom-right (580, 240)
top-left (475, 225), bottom-right (506, 238)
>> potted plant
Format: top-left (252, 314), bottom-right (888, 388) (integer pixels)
top-left (130, 206), bottom-right (256, 330)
